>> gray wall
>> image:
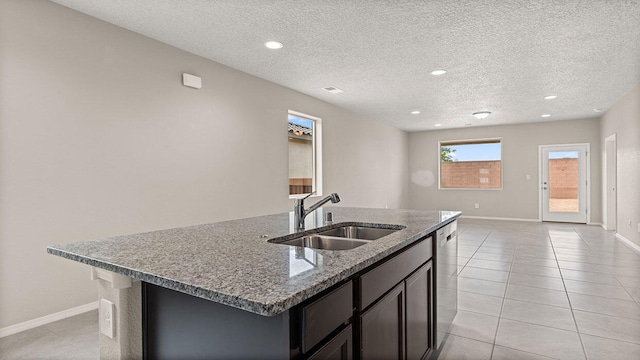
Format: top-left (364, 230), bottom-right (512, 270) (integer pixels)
top-left (0, 0), bottom-right (409, 328)
top-left (601, 83), bottom-right (640, 245)
top-left (408, 119), bottom-right (602, 222)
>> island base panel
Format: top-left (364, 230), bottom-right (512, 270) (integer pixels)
top-left (142, 283), bottom-right (290, 360)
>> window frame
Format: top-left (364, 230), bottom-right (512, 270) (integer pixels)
top-left (288, 110), bottom-right (323, 199)
top-left (438, 137), bottom-right (503, 191)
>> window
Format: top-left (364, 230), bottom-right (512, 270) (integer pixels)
top-left (288, 110), bottom-right (322, 197)
top-left (439, 138), bottom-right (502, 189)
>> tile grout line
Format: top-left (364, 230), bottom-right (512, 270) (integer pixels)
top-left (571, 224), bottom-right (640, 304)
top-left (578, 227), bottom-right (640, 305)
top-left (556, 228), bottom-right (640, 305)
top-left (565, 227), bottom-right (640, 348)
top-left (491, 344), bottom-right (562, 360)
top-left (570, 307), bottom-right (640, 322)
top-left (573, 329), bottom-right (640, 347)
top-left (495, 316), bottom-right (586, 334)
top-left (490, 226), bottom-right (515, 360)
top-left (495, 223), bottom-right (573, 359)
top-left (460, 226), bottom-right (502, 360)
top-left (447, 220), bottom-right (640, 360)
top-left (562, 224), bottom-right (591, 360)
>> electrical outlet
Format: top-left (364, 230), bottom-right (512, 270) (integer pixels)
top-left (474, 203), bottom-right (480, 209)
top-left (100, 299), bottom-right (115, 339)
top-left (637, 223), bottom-right (640, 233)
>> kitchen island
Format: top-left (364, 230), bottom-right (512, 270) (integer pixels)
top-left (48, 207), bottom-right (460, 359)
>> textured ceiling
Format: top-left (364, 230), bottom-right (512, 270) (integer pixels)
top-left (50, 0), bottom-right (640, 132)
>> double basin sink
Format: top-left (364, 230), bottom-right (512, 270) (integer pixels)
top-left (268, 223), bottom-right (405, 251)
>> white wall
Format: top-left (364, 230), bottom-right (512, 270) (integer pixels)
top-left (0, 0), bottom-right (409, 329)
top-left (601, 83), bottom-right (640, 245)
top-left (408, 119), bottom-right (602, 222)
top-left (288, 138), bottom-right (313, 178)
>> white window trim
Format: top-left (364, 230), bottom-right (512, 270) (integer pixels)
top-left (438, 137), bottom-right (503, 191)
top-left (288, 110), bottom-right (323, 199)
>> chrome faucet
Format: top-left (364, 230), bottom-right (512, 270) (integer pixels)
top-left (294, 192), bottom-right (341, 231)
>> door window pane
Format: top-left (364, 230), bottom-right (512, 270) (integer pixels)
top-left (548, 151), bottom-right (579, 212)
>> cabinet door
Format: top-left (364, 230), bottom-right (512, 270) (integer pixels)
top-left (301, 281), bottom-right (353, 353)
top-left (358, 237), bottom-right (432, 311)
top-left (307, 325), bottom-right (352, 360)
top-left (359, 283), bottom-right (405, 360)
top-left (405, 261), bottom-right (433, 360)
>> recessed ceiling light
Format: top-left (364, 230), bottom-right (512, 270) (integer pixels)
top-left (264, 41), bottom-right (283, 49)
top-left (411, 110), bottom-right (421, 115)
top-left (434, 123), bottom-right (442, 127)
top-left (594, 108), bottom-right (603, 113)
top-left (322, 86), bottom-right (344, 94)
top-left (544, 95), bottom-right (558, 100)
top-left (431, 69), bottom-right (447, 75)
top-left (541, 114), bottom-right (551, 118)
top-left (472, 111), bottom-right (491, 120)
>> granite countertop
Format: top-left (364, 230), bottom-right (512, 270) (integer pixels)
top-left (47, 207), bottom-right (460, 316)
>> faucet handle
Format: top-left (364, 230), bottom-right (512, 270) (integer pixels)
top-left (295, 191), bottom-right (316, 207)
top-left (301, 191), bottom-right (317, 200)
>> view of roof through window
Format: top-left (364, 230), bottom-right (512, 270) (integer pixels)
top-left (288, 114), bottom-right (313, 128)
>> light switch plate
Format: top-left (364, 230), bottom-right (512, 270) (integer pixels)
top-left (100, 299), bottom-right (115, 339)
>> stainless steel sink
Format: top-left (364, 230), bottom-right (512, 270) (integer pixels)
top-left (316, 226), bottom-right (399, 240)
top-left (268, 223), bottom-right (404, 251)
top-left (278, 235), bottom-right (370, 250)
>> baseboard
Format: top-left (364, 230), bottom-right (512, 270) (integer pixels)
top-left (616, 233), bottom-right (640, 254)
top-left (459, 215), bottom-right (540, 222)
top-left (0, 301), bottom-right (98, 338)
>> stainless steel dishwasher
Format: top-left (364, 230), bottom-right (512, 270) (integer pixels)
top-left (435, 220), bottom-right (458, 351)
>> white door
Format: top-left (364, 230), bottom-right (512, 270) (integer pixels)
top-left (605, 134), bottom-right (617, 230)
top-left (540, 144), bottom-right (589, 223)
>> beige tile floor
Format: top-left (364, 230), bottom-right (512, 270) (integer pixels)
top-left (1, 219), bottom-right (639, 360)
top-left (439, 219), bottom-right (640, 360)
top-left (0, 310), bottom-right (98, 360)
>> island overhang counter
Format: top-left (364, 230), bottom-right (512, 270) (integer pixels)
top-left (47, 207), bottom-right (460, 359)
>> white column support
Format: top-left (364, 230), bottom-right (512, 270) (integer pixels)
top-left (92, 268), bottom-right (142, 360)
top-left (91, 268), bottom-right (132, 289)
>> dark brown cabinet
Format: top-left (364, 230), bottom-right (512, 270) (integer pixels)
top-left (308, 325), bottom-right (353, 360)
top-left (359, 283), bottom-right (405, 360)
top-left (358, 261), bottom-right (434, 360)
top-left (143, 233), bottom-right (441, 360)
top-left (405, 261), bottom-right (433, 360)
top-left (301, 281), bottom-right (353, 354)
top-left (356, 236), bottom-right (434, 360)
